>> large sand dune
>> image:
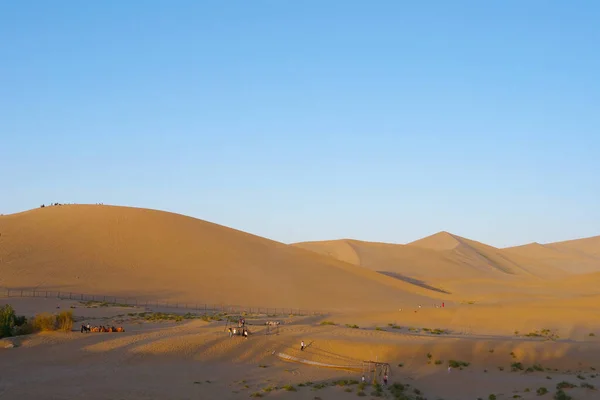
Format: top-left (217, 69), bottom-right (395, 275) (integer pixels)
top-left (0, 205), bottom-right (439, 312)
top-left (293, 232), bottom-right (599, 299)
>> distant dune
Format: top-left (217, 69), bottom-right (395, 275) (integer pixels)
top-left (294, 231), bottom-right (599, 299)
top-left (0, 205), bottom-right (438, 311)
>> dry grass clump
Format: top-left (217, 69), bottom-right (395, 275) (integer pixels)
top-left (32, 311), bottom-right (74, 332)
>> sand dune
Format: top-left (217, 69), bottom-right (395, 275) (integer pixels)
top-left (294, 231), bottom-right (598, 300)
top-left (0, 205), bottom-right (439, 312)
top-left (504, 237), bottom-right (600, 274)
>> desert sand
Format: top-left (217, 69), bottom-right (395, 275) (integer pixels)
top-left (1, 204), bottom-right (599, 400)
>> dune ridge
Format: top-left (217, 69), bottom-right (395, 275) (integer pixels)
top-left (0, 205), bottom-right (441, 312)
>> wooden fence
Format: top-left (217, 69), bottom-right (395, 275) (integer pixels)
top-left (0, 288), bottom-right (324, 317)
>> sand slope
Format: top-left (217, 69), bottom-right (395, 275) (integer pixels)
top-left (504, 236), bottom-right (600, 274)
top-left (0, 205), bottom-right (439, 311)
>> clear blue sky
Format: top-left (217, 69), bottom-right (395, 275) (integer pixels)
top-left (1, 1), bottom-right (598, 247)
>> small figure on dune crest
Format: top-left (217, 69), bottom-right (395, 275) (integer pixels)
top-left (300, 340), bottom-right (305, 351)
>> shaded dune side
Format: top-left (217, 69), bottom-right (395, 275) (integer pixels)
top-left (0, 205), bottom-right (439, 311)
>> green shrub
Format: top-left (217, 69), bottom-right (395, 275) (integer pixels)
top-left (375, 327), bottom-right (384, 331)
top-left (553, 389), bottom-right (571, 400)
top-left (435, 360), bottom-right (443, 365)
top-left (511, 362), bottom-right (524, 371)
top-left (282, 384), bottom-right (296, 391)
top-left (345, 324), bottom-right (359, 329)
top-left (489, 394), bottom-right (497, 400)
top-left (0, 305), bottom-right (16, 338)
top-left (357, 391), bottom-right (366, 397)
top-left (448, 360), bottom-right (470, 368)
top-left (556, 381), bottom-right (576, 390)
top-left (533, 364), bottom-right (544, 371)
top-left (537, 387), bottom-right (548, 395)
top-left (320, 321), bottom-right (336, 325)
top-left (580, 382), bottom-right (596, 390)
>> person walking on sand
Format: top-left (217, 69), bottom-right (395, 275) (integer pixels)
top-left (300, 340), bottom-right (305, 351)
top-left (228, 327), bottom-right (233, 337)
top-left (383, 374), bottom-right (388, 386)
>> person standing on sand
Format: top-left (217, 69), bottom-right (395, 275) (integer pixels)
top-left (300, 340), bottom-right (305, 351)
top-left (228, 327), bottom-right (232, 337)
top-left (383, 374), bottom-right (388, 385)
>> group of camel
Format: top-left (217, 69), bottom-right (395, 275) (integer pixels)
top-left (80, 324), bottom-right (125, 333)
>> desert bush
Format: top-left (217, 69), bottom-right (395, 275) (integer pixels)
top-left (357, 391), bottom-right (366, 396)
top-left (489, 394), bottom-right (497, 400)
top-left (375, 327), bottom-right (384, 331)
top-left (435, 360), bottom-right (443, 365)
top-left (448, 360), bottom-right (470, 368)
top-left (576, 374), bottom-right (586, 380)
top-left (32, 313), bottom-right (56, 331)
top-left (533, 363), bottom-right (544, 371)
top-left (320, 321), bottom-right (336, 325)
top-left (589, 332), bottom-right (595, 337)
top-left (556, 381), bottom-right (576, 390)
top-left (282, 384), bottom-right (296, 392)
top-left (537, 387), bottom-right (548, 395)
top-left (580, 382), bottom-right (596, 390)
top-left (525, 329), bottom-right (559, 341)
top-left (345, 324), bottom-right (359, 329)
top-left (553, 390), bottom-right (571, 400)
top-left (56, 311), bottom-right (73, 332)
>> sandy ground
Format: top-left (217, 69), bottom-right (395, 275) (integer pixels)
top-left (1, 205), bottom-right (599, 399)
top-left (2, 298), bottom-right (600, 400)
